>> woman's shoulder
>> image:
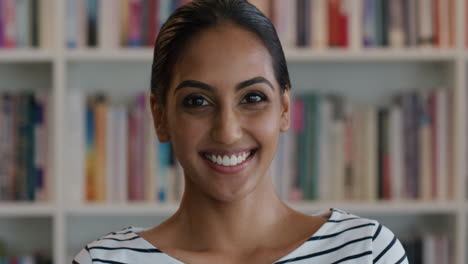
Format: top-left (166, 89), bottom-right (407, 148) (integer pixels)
top-left (309, 208), bottom-right (408, 264)
top-left (72, 226), bottom-right (164, 264)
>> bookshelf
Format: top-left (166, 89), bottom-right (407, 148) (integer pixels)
top-left (0, 0), bottom-right (467, 263)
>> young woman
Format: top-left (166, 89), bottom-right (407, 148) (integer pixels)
top-left (73, 0), bottom-right (408, 263)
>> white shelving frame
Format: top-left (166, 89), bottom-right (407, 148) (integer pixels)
top-left (0, 1), bottom-right (467, 263)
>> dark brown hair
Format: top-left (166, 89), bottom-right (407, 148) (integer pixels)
top-left (151, 0), bottom-right (291, 105)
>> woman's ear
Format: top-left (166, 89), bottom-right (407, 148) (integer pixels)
top-left (280, 86), bottom-right (291, 132)
top-left (150, 93), bottom-right (170, 142)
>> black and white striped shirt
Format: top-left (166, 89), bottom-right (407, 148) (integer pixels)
top-left (73, 209), bottom-right (408, 264)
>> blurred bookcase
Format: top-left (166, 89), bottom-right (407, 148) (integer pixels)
top-left (0, 0), bottom-right (467, 263)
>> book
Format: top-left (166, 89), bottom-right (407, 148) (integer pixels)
top-left (419, 93), bottom-right (431, 200)
top-left (362, 0), bottom-right (375, 46)
top-left (271, 0), bottom-right (297, 48)
top-left (318, 98), bottom-right (332, 200)
top-left (87, 0), bottom-right (99, 47)
top-left (3, 0), bottom-right (16, 48)
top-left (389, 0), bottom-right (405, 47)
top-left (362, 106), bottom-right (378, 201)
top-left (348, 0), bottom-right (362, 50)
top-left (34, 92), bottom-right (50, 202)
top-left (128, 0), bottom-right (142, 47)
top-left (312, 0), bottom-right (328, 49)
top-left (296, 0), bottom-right (311, 47)
top-left (147, 0), bottom-right (159, 46)
top-left (39, 0), bottom-right (54, 49)
top-left (0, 1), bottom-right (4, 47)
top-left (66, 0), bottom-right (79, 48)
top-left (328, 0), bottom-right (341, 47)
top-left (329, 95), bottom-right (345, 200)
top-left (417, 0), bottom-right (433, 46)
top-left (31, 0), bottom-right (39, 47)
top-left (16, 93), bottom-right (35, 201)
top-left (106, 106), bottom-right (116, 202)
top-left (94, 94), bottom-right (107, 202)
top-left (389, 104), bottom-right (403, 200)
top-left (377, 108), bottom-right (391, 200)
top-left (85, 96), bottom-right (96, 201)
top-left (435, 89), bottom-right (448, 200)
top-left (438, 0), bottom-right (450, 48)
top-left (114, 106), bottom-right (129, 203)
top-left (15, 0), bottom-right (31, 47)
top-left (120, 0), bottom-right (130, 46)
top-left (404, 0), bottom-right (418, 47)
top-left (98, 0), bottom-right (120, 49)
top-left (67, 90), bottom-right (86, 203)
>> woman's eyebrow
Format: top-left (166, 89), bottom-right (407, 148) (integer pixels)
top-left (236, 77), bottom-right (274, 91)
top-left (174, 77), bottom-right (274, 94)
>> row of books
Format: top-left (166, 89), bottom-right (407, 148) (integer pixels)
top-left (67, 86), bottom-right (454, 204)
top-left (254, 0), bottom-right (456, 49)
top-left (0, 240), bottom-right (52, 264)
top-left (401, 233), bottom-right (453, 264)
top-left (66, 0), bottom-right (192, 49)
top-left (0, 256), bottom-right (52, 264)
top-left (0, 0), bottom-right (53, 49)
top-left (272, 88), bottom-right (453, 201)
top-left (0, 91), bottom-right (50, 202)
top-left (67, 91), bottom-right (184, 203)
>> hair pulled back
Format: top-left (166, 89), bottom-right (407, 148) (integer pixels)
top-left (151, 0), bottom-right (291, 105)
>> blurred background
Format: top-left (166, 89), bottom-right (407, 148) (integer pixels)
top-left (0, 0), bottom-right (466, 263)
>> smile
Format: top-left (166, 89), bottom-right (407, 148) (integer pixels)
top-left (203, 151), bottom-right (254, 166)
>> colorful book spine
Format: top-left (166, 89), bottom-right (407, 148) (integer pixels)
top-left (3, 0), bottom-right (16, 48)
top-left (87, 0), bottom-right (98, 47)
top-left (362, 0), bottom-right (375, 46)
top-left (85, 98), bottom-right (96, 201)
top-left (31, 0), bottom-right (39, 47)
top-left (128, 0), bottom-right (142, 47)
top-left (158, 141), bottom-right (171, 202)
top-left (15, 0), bottom-right (30, 47)
top-left (0, 1), bottom-right (4, 47)
top-left (94, 95), bottom-right (108, 202)
top-left (67, 90), bottom-right (85, 204)
top-left (120, 0), bottom-right (130, 46)
top-left (66, 0), bottom-right (79, 48)
top-left (147, 0), bottom-right (159, 46)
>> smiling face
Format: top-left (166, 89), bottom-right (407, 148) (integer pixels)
top-left (151, 23), bottom-right (290, 202)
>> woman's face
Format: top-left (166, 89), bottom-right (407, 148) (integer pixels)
top-left (152, 24), bottom-right (290, 202)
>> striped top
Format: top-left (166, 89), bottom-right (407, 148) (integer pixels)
top-left (73, 209), bottom-right (408, 264)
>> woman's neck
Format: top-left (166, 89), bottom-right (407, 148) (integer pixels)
top-left (171, 175), bottom-right (293, 253)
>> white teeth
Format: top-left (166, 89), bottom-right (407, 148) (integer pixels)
top-left (230, 156), bottom-right (237, 166)
top-left (204, 151), bottom-right (252, 167)
top-left (222, 156), bottom-right (230, 166)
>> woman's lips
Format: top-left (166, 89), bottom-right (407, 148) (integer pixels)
top-left (199, 149), bottom-right (257, 174)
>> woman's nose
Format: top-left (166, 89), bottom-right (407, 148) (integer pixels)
top-left (210, 106), bottom-right (243, 145)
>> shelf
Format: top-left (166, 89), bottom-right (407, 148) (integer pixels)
top-left (63, 201), bottom-right (458, 216)
top-left (64, 48), bottom-right (460, 63)
top-left (284, 48), bottom-right (459, 62)
top-left (0, 49), bottom-right (55, 62)
top-left (65, 203), bottom-right (179, 216)
top-left (0, 202), bottom-right (56, 217)
top-left (288, 201), bottom-right (459, 214)
top-left (65, 48), bottom-right (154, 62)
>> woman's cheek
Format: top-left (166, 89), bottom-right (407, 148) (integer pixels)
top-left (244, 107), bottom-right (281, 134)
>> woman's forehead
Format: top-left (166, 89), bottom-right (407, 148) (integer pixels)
top-left (172, 25), bottom-right (275, 88)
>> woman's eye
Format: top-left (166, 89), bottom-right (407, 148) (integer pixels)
top-left (182, 95), bottom-right (209, 107)
top-left (241, 92), bottom-right (267, 104)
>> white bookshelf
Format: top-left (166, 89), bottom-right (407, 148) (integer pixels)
top-left (1, 0), bottom-right (468, 263)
